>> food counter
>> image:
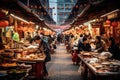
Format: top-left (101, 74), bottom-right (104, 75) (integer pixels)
top-left (12, 54), bottom-right (46, 79)
top-left (1, 43), bottom-right (46, 79)
top-left (78, 51), bottom-right (120, 80)
top-left (0, 63), bottom-right (31, 80)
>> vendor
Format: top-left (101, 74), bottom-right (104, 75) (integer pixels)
top-left (94, 36), bottom-right (106, 52)
top-left (26, 32), bottom-right (32, 43)
top-left (12, 30), bottom-right (20, 42)
top-left (108, 37), bottom-right (120, 60)
top-left (78, 37), bottom-right (91, 53)
top-left (34, 36), bottom-right (51, 76)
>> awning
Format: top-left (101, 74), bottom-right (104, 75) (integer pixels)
top-left (0, 0), bottom-right (42, 23)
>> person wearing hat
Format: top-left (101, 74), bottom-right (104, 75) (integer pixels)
top-left (34, 36), bottom-right (51, 76)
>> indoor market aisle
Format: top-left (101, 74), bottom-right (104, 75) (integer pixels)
top-left (45, 43), bottom-right (83, 80)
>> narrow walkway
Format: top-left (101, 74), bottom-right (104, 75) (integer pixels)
top-left (45, 44), bottom-right (83, 80)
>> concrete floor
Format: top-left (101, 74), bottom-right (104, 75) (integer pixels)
top-left (44, 44), bottom-right (83, 80)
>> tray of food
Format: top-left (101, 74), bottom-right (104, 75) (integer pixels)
top-left (14, 49), bottom-right (23, 53)
top-left (7, 67), bottom-right (27, 79)
top-left (101, 62), bottom-right (111, 65)
top-left (0, 62), bottom-right (18, 70)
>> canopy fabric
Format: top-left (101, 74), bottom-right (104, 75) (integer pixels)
top-left (45, 23), bottom-right (71, 30)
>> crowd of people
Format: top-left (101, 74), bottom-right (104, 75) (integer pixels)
top-left (1, 30), bottom-right (120, 76)
top-left (58, 32), bottom-right (120, 64)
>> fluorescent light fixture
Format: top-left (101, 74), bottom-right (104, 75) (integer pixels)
top-left (10, 14), bottom-right (29, 23)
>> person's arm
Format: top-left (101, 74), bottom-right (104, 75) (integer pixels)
top-left (95, 42), bottom-right (104, 52)
top-left (77, 42), bottom-right (83, 52)
top-left (88, 44), bottom-right (92, 51)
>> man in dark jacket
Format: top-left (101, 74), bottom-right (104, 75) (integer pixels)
top-left (34, 36), bottom-right (51, 76)
top-left (108, 37), bottom-right (120, 60)
top-left (78, 37), bottom-right (91, 53)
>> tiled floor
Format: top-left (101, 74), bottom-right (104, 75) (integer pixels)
top-left (44, 44), bottom-right (83, 80)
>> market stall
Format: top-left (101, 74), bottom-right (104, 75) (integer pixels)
top-left (0, 63), bottom-right (31, 80)
top-left (3, 42), bottom-right (46, 79)
top-left (12, 54), bottom-right (46, 79)
top-left (78, 51), bottom-right (120, 80)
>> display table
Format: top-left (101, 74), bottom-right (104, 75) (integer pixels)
top-left (12, 56), bottom-right (46, 79)
top-left (0, 65), bottom-right (31, 80)
top-left (78, 52), bottom-right (120, 80)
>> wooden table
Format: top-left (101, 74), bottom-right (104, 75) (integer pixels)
top-left (12, 56), bottom-right (46, 79)
top-left (0, 65), bottom-right (31, 80)
top-left (78, 53), bottom-right (120, 80)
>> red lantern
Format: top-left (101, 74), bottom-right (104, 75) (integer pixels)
top-left (106, 20), bottom-right (111, 24)
top-left (39, 6), bottom-right (41, 9)
top-left (44, 12), bottom-right (46, 15)
top-left (30, 5), bottom-right (33, 8)
top-left (4, 20), bottom-right (9, 25)
top-left (111, 21), bottom-right (118, 27)
top-left (0, 20), bottom-right (9, 27)
top-left (76, 5), bottom-right (78, 8)
top-left (35, 5), bottom-right (37, 9)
